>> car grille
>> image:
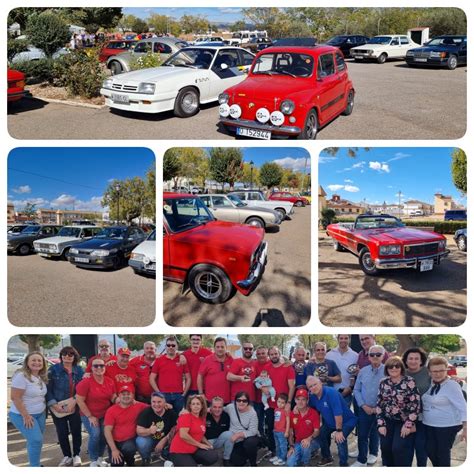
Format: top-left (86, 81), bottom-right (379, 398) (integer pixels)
top-left (413, 51), bottom-right (430, 58)
top-left (111, 83), bottom-right (138, 92)
top-left (76, 248), bottom-right (93, 255)
top-left (36, 243), bottom-right (54, 250)
top-left (352, 49), bottom-right (369, 54)
top-left (404, 242), bottom-right (439, 257)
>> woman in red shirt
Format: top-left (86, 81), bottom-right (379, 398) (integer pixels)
top-left (169, 395), bottom-right (218, 466)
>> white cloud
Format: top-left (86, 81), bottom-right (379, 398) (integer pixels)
top-left (218, 7), bottom-right (242, 14)
top-left (342, 161), bottom-right (365, 171)
top-left (388, 152), bottom-right (411, 162)
top-left (50, 194), bottom-right (105, 211)
top-left (344, 179), bottom-right (353, 183)
top-left (11, 198), bottom-right (49, 209)
top-left (387, 185), bottom-right (393, 189)
top-left (318, 154), bottom-right (338, 164)
top-left (273, 157), bottom-right (310, 172)
top-left (327, 184), bottom-right (360, 193)
top-left (12, 185), bottom-right (31, 194)
top-left (369, 161), bottom-right (390, 173)
top-left (327, 184), bottom-right (344, 191)
top-left (51, 194), bottom-right (77, 208)
top-left (344, 185), bottom-right (360, 193)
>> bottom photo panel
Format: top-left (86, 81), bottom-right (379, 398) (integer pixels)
top-left (7, 334), bottom-right (466, 468)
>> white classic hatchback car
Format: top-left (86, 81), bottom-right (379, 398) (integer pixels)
top-left (350, 35), bottom-right (419, 63)
top-left (100, 46), bottom-right (255, 117)
top-left (129, 230), bottom-right (156, 276)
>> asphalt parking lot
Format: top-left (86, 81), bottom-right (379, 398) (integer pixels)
top-left (7, 60), bottom-right (466, 140)
top-left (164, 206), bottom-right (311, 327)
top-left (318, 231), bottom-right (467, 327)
top-left (8, 255), bottom-right (155, 327)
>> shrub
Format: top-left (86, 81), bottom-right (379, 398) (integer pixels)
top-left (7, 37), bottom-right (29, 63)
top-left (320, 208), bottom-right (336, 229)
top-left (129, 51), bottom-right (162, 70)
top-left (12, 58), bottom-right (57, 84)
top-left (25, 12), bottom-right (70, 58)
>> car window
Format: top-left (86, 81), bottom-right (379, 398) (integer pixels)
top-left (318, 53), bottom-right (335, 78)
top-left (249, 192), bottom-right (263, 200)
top-left (233, 192), bottom-right (246, 199)
top-left (400, 37), bottom-right (409, 45)
top-left (240, 50), bottom-right (255, 66)
top-left (212, 196), bottom-right (233, 207)
top-left (154, 42), bottom-right (172, 54)
top-left (212, 49), bottom-right (243, 78)
top-left (134, 42), bottom-right (151, 53)
top-left (200, 196), bottom-right (211, 206)
top-left (335, 52), bottom-right (346, 72)
top-left (41, 226), bottom-right (54, 235)
top-left (390, 37), bottom-right (400, 46)
top-left (82, 228), bottom-right (95, 237)
top-left (253, 52), bottom-right (314, 78)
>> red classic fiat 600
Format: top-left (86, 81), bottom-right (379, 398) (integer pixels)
top-left (218, 45), bottom-right (354, 139)
top-left (163, 193), bottom-right (268, 304)
top-left (7, 68), bottom-right (26, 103)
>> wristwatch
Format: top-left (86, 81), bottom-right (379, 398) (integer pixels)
top-left (336, 428), bottom-right (343, 432)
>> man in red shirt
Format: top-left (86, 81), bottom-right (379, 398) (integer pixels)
top-left (182, 335), bottom-right (212, 401)
top-left (198, 337), bottom-right (234, 404)
top-left (253, 346), bottom-right (272, 436)
top-left (287, 388), bottom-right (320, 466)
top-left (85, 339), bottom-right (117, 373)
top-left (150, 336), bottom-right (191, 414)
top-left (227, 341), bottom-right (256, 402)
top-left (105, 347), bottom-right (138, 393)
top-left (104, 386), bottom-right (148, 466)
top-left (130, 341), bottom-right (157, 403)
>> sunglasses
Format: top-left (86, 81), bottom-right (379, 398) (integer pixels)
top-left (387, 364), bottom-right (402, 369)
top-left (99, 345), bottom-right (110, 349)
top-left (369, 353), bottom-right (383, 357)
top-left (166, 344), bottom-right (177, 348)
top-left (236, 398), bottom-right (249, 403)
top-left (92, 364), bottom-right (105, 369)
top-left (243, 347), bottom-right (253, 351)
top-left (62, 352), bottom-right (75, 357)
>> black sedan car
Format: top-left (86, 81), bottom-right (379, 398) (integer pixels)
top-left (67, 226), bottom-right (146, 270)
top-left (7, 224), bottom-right (62, 255)
top-left (406, 35), bottom-right (467, 70)
top-left (324, 35), bottom-right (370, 57)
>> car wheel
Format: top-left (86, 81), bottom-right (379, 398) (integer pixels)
top-left (174, 87), bottom-right (200, 118)
top-left (295, 201), bottom-right (304, 207)
top-left (377, 53), bottom-right (387, 64)
top-left (297, 109), bottom-right (318, 140)
top-left (18, 243), bottom-right (31, 256)
top-left (359, 247), bottom-right (379, 276)
top-left (61, 248), bottom-right (70, 260)
top-left (113, 254), bottom-right (123, 270)
top-left (275, 209), bottom-right (286, 220)
top-left (457, 235), bottom-right (467, 251)
top-left (109, 61), bottom-right (123, 75)
top-left (342, 89), bottom-right (354, 116)
top-left (188, 264), bottom-right (235, 304)
top-left (333, 240), bottom-right (344, 252)
top-left (245, 217), bottom-right (265, 228)
top-left (447, 55), bottom-right (458, 70)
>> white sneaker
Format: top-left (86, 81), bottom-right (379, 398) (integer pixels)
top-left (164, 461), bottom-right (174, 467)
top-left (274, 459), bottom-right (286, 466)
top-left (269, 456), bottom-right (279, 463)
top-left (97, 457), bottom-right (109, 467)
top-left (59, 456), bottom-right (73, 467)
top-left (73, 455), bottom-right (82, 467)
top-left (348, 450), bottom-right (359, 458)
top-left (90, 461), bottom-right (99, 467)
top-left (367, 454), bottom-right (378, 465)
top-left (351, 461), bottom-right (367, 467)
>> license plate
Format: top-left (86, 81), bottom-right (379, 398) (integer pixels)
top-left (414, 58), bottom-right (428, 62)
top-left (111, 93), bottom-right (129, 104)
top-left (75, 257), bottom-right (89, 263)
top-left (38, 253), bottom-right (51, 257)
top-left (420, 259), bottom-right (434, 272)
top-left (237, 127), bottom-right (271, 140)
top-left (354, 55), bottom-right (364, 59)
top-left (145, 263), bottom-right (156, 271)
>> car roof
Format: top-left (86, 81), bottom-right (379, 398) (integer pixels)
top-left (164, 192), bottom-right (195, 198)
top-left (357, 213), bottom-right (396, 218)
top-left (258, 45), bottom-right (338, 55)
top-left (183, 45), bottom-right (248, 51)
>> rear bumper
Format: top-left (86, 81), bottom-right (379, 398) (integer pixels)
top-left (237, 241), bottom-right (268, 291)
top-left (8, 89), bottom-right (28, 102)
top-left (375, 250), bottom-right (450, 269)
top-left (129, 258), bottom-right (156, 275)
top-left (220, 117), bottom-right (301, 137)
top-left (406, 57), bottom-right (452, 67)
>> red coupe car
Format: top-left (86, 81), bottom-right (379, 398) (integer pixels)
top-left (218, 45), bottom-right (354, 139)
top-left (163, 193), bottom-right (268, 304)
top-left (326, 214), bottom-right (449, 276)
top-left (98, 39), bottom-right (137, 63)
top-left (8, 68), bottom-right (26, 103)
top-left (268, 192), bottom-right (309, 207)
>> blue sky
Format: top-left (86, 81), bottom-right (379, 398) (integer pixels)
top-left (319, 147), bottom-right (465, 206)
top-left (124, 7), bottom-right (245, 23)
top-left (8, 148), bottom-right (155, 212)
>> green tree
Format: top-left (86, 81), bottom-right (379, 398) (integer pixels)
top-left (19, 335), bottom-right (62, 353)
top-left (25, 12), bottom-right (71, 58)
top-left (238, 335), bottom-right (293, 354)
top-left (242, 163), bottom-right (260, 188)
top-left (144, 163), bottom-right (156, 221)
top-left (119, 335), bottom-right (164, 351)
top-left (230, 20), bottom-right (247, 32)
top-left (176, 148), bottom-right (209, 185)
top-left (209, 148), bottom-right (243, 191)
top-left (62, 7), bottom-right (123, 33)
top-left (451, 148), bottom-right (467, 195)
top-left (320, 208), bottom-right (336, 229)
top-left (375, 335), bottom-right (399, 353)
top-left (180, 14), bottom-right (209, 34)
top-left (7, 36), bottom-right (29, 62)
top-left (259, 162), bottom-right (283, 189)
top-left (297, 335), bottom-right (337, 352)
top-left (130, 17), bottom-right (148, 34)
top-left (22, 202), bottom-right (37, 220)
top-left (8, 7), bottom-right (50, 29)
top-left (163, 148), bottom-right (183, 185)
top-left (148, 14), bottom-right (181, 36)
top-left (397, 335), bottom-right (461, 356)
top-left (117, 14), bottom-right (140, 32)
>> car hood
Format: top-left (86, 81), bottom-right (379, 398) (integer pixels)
top-left (110, 66), bottom-right (199, 84)
top-left (409, 45), bottom-right (461, 53)
top-left (34, 236), bottom-right (81, 245)
top-left (132, 240), bottom-right (156, 258)
top-left (8, 233), bottom-right (37, 242)
top-left (355, 227), bottom-right (444, 244)
top-left (71, 238), bottom-right (123, 250)
top-left (8, 69), bottom-right (25, 81)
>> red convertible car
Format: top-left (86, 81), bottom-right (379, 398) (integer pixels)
top-left (269, 191), bottom-right (309, 207)
top-left (8, 68), bottom-right (26, 103)
top-left (218, 45), bottom-right (354, 139)
top-left (326, 214), bottom-right (449, 276)
top-left (163, 193), bottom-right (268, 304)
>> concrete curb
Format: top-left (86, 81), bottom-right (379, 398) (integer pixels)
top-left (32, 96), bottom-right (106, 110)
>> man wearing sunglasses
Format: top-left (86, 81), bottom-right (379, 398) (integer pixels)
top-left (150, 336), bottom-right (191, 414)
top-left (351, 345), bottom-right (385, 467)
top-left (227, 343), bottom-right (256, 403)
top-left (85, 339), bottom-right (117, 374)
top-left (183, 335), bottom-right (212, 401)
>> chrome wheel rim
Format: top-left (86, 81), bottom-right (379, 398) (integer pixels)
top-left (194, 272), bottom-right (222, 299)
top-left (347, 92), bottom-right (354, 112)
top-left (181, 92), bottom-right (198, 114)
top-left (448, 57), bottom-right (457, 69)
top-left (247, 219), bottom-right (263, 228)
top-left (362, 253), bottom-right (375, 271)
top-left (459, 236), bottom-right (466, 251)
top-left (305, 113), bottom-right (317, 139)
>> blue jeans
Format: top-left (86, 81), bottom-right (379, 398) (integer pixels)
top-left (164, 393), bottom-right (184, 414)
top-left (273, 431), bottom-right (288, 461)
top-left (136, 436), bottom-right (158, 461)
top-left (413, 420), bottom-right (427, 466)
top-left (9, 411), bottom-right (46, 467)
top-left (379, 419), bottom-right (415, 466)
top-left (81, 415), bottom-right (106, 461)
top-left (209, 431), bottom-right (235, 460)
top-left (357, 410), bottom-right (379, 463)
top-left (319, 423), bottom-right (355, 466)
top-left (108, 438), bottom-right (137, 467)
top-left (287, 438), bottom-right (320, 466)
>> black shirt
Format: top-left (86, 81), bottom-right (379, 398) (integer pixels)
top-left (136, 407), bottom-right (178, 441)
top-left (206, 412), bottom-right (230, 439)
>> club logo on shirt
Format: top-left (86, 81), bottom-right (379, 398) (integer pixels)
top-left (243, 367), bottom-right (253, 376)
top-left (293, 417), bottom-right (299, 425)
top-left (152, 421), bottom-right (165, 440)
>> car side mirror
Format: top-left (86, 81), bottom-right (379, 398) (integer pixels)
top-left (220, 63), bottom-right (229, 70)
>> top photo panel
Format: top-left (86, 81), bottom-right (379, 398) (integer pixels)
top-left (7, 7), bottom-right (467, 140)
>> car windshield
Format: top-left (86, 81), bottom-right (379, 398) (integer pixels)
top-left (96, 227), bottom-right (127, 239)
top-left (164, 197), bottom-right (214, 232)
top-left (252, 52), bottom-right (314, 77)
top-left (367, 37), bottom-right (392, 45)
top-left (147, 230), bottom-right (156, 241)
top-left (355, 216), bottom-right (405, 230)
top-left (57, 227), bottom-right (82, 237)
top-left (227, 194), bottom-right (247, 207)
top-left (8, 225), bottom-right (27, 233)
top-left (427, 36), bottom-right (465, 46)
top-left (163, 48), bottom-right (216, 69)
top-left (22, 225), bottom-right (41, 234)
top-left (327, 36), bottom-right (348, 44)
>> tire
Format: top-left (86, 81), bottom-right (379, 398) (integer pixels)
top-left (109, 61), bottom-right (123, 75)
top-left (333, 240), bottom-right (344, 252)
top-left (295, 201), bottom-right (304, 207)
top-left (297, 109), bottom-right (318, 140)
top-left (447, 55), bottom-right (458, 70)
top-left (342, 89), bottom-right (354, 116)
top-left (245, 217), bottom-right (265, 228)
top-left (174, 87), bottom-right (200, 118)
top-left (359, 247), bottom-right (379, 276)
top-left (274, 208), bottom-right (286, 220)
top-left (457, 235), bottom-right (467, 252)
top-left (377, 53), bottom-right (387, 64)
top-left (61, 247), bottom-right (70, 260)
top-left (18, 243), bottom-right (31, 256)
top-left (112, 254), bottom-right (123, 270)
top-left (188, 264), bottom-right (235, 304)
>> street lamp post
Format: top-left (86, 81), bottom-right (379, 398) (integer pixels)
top-left (115, 184), bottom-right (120, 224)
top-left (249, 161), bottom-right (254, 189)
top-left (398, 190), bottom-right (402, 219)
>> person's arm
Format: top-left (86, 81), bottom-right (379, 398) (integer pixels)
top-left (376, 380), bottom-right (387, 435)
top-left (136, 421), bottom-right (158, 437)
top-left (242, 412), bottom-right (259, 438)
top-left (227, 372), bottom-right (248, 382)
top-left (149, 371), bottom-right (159, 392)
top-left (11, 387), bottom-right (34, 428)
top-left (284, 413), bottom-right (290, 438)
top-left (75, 394), bottom-right (99, 427)
top-left (400, 380), bottom-right (420, 436)
top-left (179, 427), bottom-right (210, 450)
top-left (183, 372), bottom-right (191, 396)
top-left (197, 373), bottom-right (204, 394)
top-left (333, 414), bottom-right (345, 443)
top-left (104, 425), bottom-right (123, 464)
top-left (287, 378), bottom-right (296, 406)
top-left (328, 361), bottom-right (342, 384)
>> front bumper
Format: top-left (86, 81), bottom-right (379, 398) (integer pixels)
top-left (68, 253), bottom-right (119, 269)
top-left (237, 241), bottom-right (268, 291)
top-left (129, 258), bottom-right (156, 275)
top-left (374, 250), bottom-right (450, 270)
top-left (220, 117), bottom-right (301, 137)
top-left (405, 56), bottom-right (451, 67)
top-left (8, 89), bottom-right (28, 102)
top-left (35, 247), bottom-right (62, 257)
top-left (100, 88), bottom-right (174, 114)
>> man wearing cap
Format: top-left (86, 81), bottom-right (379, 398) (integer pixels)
top-left (227, 342), bottom-right (256, 403)
top-left (130, 341), bottom-right (157, 403)
top-left (183, 335), bottom-right (212, 401)
top-left (306, 376), bottom-right (357, 467)
top-left (304, 342), bottom-right (342, 387)
top-left (135, 391), bottom-right (178, 466)
top-left (104, 386), bottom-right (148, 467)
top-left (85, 339), bottom-right (117, 373)
top-left (106, 347), bottom-right (138, 394)
top-left (287, 388), bottom-right (320, 467)
top-left (150, 336), bottom-right (191, 414)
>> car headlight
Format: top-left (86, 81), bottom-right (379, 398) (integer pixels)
top-left (406, 51), bottom-right (415, 57)
top-left (256, 107), bottom-right (270, 123)
top-left (367, 50), bottom-right (374, 55)
top-left (438, 240), bottom-right (446, 250)
top-left (280, 100), bottom-right (295, 115)
top-left (91, 249), bottom-right (111, 257)
top-left (131, 252), bottom-right (144, 261)
top-left (379, 245), bottom-right (401, 256)
top-left (69, 248), bottom-right (79, 254)
top-left (103, 78), bottom-right (113, 89)
top-left (430, 51), bottom-right (446, 58)
top-left (52, 244), bottom-right (58, 251)
top-left (218, 92), bottom-right (230, 104)
top-left (138, 82), bottom-right (156, 94)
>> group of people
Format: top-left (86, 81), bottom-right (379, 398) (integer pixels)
top-left (9, 334), bottom-right (467, 467)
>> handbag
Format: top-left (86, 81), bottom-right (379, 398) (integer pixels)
top-left (50, 397), bottom-right (75, 418)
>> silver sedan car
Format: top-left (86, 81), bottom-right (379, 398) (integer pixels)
top-left (199, 194), bottom-right (282, 230)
